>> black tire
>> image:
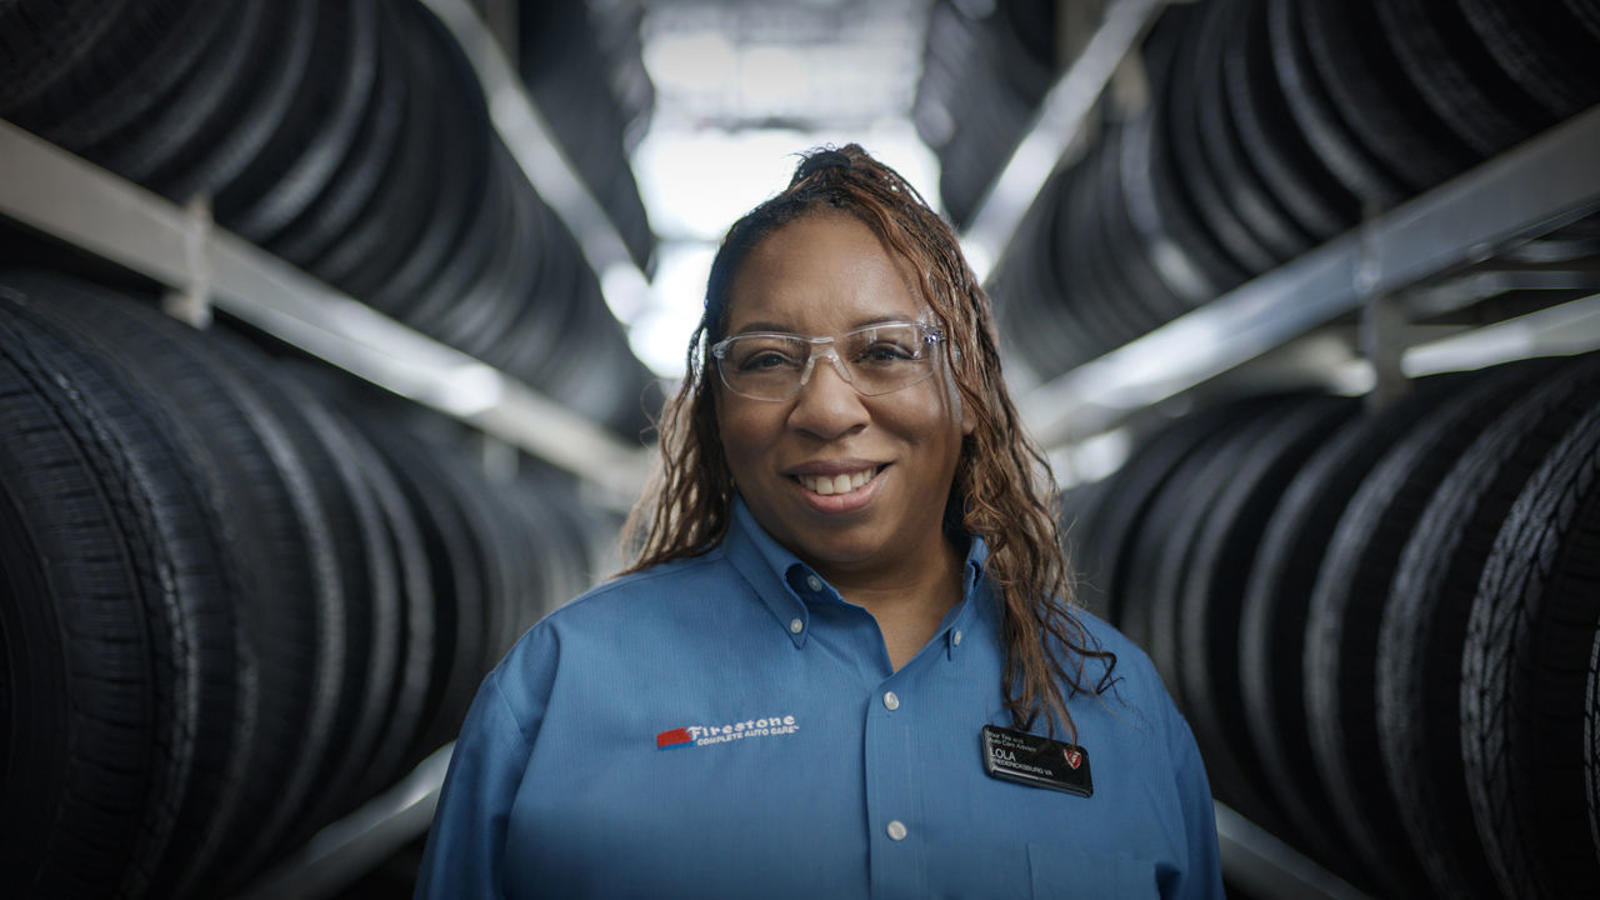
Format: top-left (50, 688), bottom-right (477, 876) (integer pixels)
top-left (5, 283), bottom-right (345, 897)
top-left (266, 6), bottom-right (408, 268)
top-left (1461, 395), bottom-right (1600, 899)
top-left (1176, 396), bottom-right (1355, 840)
top-left (1032, 162), bottom-right (1103, 369)
top-left (365, 0), bottom-right (492, 315)
top-left (216, 0), bottom-right (380, 246)
top-left (1093, 397), bottom-right (1288, 634)
top-left (153, 0), bottom-right (319, 202)
top-left (1124, 7), bottom-right (1248, 306)
top-left (308, 2), bottom-right (442, 301)
top-left (1168, 6), bottom-right (1276, 276)
top-left (1060, 144), bottom-right (1137, 357)
top-left (1236, 374), bottom-right (1468, 884)
top-left (1224, 0), bottom-right (1358, 243)
top-left (1301, 360), bottom-right (1554, 898)
top-left (1121, 399), bottom-right (1293, 684)
top-left (1300, 0), bottom-right (1475, 194)
top-left (1373, 0), bottom-right (1553, 159)
top-left (1193, 0), bottom-right (1311, 265)
top-left (1377, 353), bottom-right (1600, 899)
top-left (1456, 0), bottom-right (1600, 120)
top-left (1587, 626), bottom-right (1600, 876)
top-left (1566, 0), bottom-right (1600, 39)
top-left (262, 393), bottom-right (402, 853)
top-left (0, 0), bottom-right (196, 123)
top-left (18, 0), bottom-right (231, 155)
top-left (338, 420), bottom-right (436, 787)
top-left (1096, 123), bottom-right (1190, 335)
top-left (1265, 0), bottom-right (1406, 210)
top-left (0, 290), bottom-right (241, 899)
top-left (1060, 475), bottom-right (1120, 623)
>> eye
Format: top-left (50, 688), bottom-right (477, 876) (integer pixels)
top-left (856, 339), bottom-right (918, 363)
top-left (734, 347), bottom-right (802, 372)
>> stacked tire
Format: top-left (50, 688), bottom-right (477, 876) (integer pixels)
top-left (987, 0), bottom-right (1600, 379)
top-left (1063, 351), bottom-right (1600, 898)
top-left (0, 0), bottom-right (659, 438)
top-left (913, 0), bottom-right (1062, 229)
top-left (518, 0), bottom-right (657, 275)
top-left (0, 271), bottom-right (607, 899)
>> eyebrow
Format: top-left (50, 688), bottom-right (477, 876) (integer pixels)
top-left (730, 315), bottom-right (914, 336)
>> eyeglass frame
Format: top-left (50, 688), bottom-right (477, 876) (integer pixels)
top-left (708, 320), bottom-right (947, 402)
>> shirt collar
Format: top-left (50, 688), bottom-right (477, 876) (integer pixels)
top-left (721, 494), bottom-right (991, 651)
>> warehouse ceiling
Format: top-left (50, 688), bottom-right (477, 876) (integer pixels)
top-left (613, 0), bottom-right (942, 376)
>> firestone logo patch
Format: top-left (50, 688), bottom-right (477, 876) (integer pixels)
top-left (656, 714), bottom-right (800, 750)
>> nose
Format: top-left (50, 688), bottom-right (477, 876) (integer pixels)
top-left (788, 347), bottom-right (869, 439)
top-left (798, 345), bottom-right (854, 389)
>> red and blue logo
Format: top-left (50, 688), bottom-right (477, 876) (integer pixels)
top-left (656, 727), bottom-right (695, 750)
top-left (655, 716), bottom-right (799, 750)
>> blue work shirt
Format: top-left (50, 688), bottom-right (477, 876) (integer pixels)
top-left (417, 497), bottom-right (1223, 898)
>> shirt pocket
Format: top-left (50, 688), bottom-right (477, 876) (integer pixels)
top-left (1027, 843), bottom-right (1160, 900)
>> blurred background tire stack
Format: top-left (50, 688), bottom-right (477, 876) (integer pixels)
top-left (975, 0), bottom-right (1600, 378)
top-left (0, 0), bottom-right (658, 438)
top-left (1016, 1), bottom-right (1600, 898)
top-left (0, 272), bottom-right (611, 897)
top-left (0, 0), bottom-right (645, 897)
top-left (1063, 352), bottom-right (1600, 898)
top-left (913, 0), bottom-right (1064, 231)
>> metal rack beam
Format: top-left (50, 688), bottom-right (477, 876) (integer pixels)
top-left (234, 744), bottom-right (454, 900)
top-left (1214, 802), bottom-right (1372, 900)
top-left (0, 119), bottom-right (653, 502)
top-left (421, 0), bottom-right (654, 321)
top-left (961, 0), bottom-right (1168, 280)
top-left (1019, 104), bottom-right (1600, 448)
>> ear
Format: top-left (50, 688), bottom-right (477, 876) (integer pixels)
top-left (961, 397), bottom-right (977, 436)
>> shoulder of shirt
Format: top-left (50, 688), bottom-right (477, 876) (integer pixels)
top-left (484, 548), bottom-right (736, 700)
top-left (525, 545), bottom-right (736, 632)
top-left (1058, 605), bottom-right (1176, 725)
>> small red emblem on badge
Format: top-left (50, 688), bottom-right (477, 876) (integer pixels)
top-left (657, 727), bottom-right (693, 749)
top-left (1064, 748), bottom-right (1083, 770)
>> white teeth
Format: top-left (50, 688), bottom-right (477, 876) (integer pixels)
top-left (798, 468), bottom-right (878, 496)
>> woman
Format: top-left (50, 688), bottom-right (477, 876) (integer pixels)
top-left (417, 145), bottom-right (1223, 898)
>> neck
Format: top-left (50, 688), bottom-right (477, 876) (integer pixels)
top-left (821, 535), bottom-right (967, 671)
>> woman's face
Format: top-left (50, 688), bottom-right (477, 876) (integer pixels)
top-left (715, 212), bottom-right (974, 583)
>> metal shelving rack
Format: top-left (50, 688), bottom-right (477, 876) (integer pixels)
top-left (959, 0), bottom-right (1600, 895)
top-left (0, 0), bottom-right (656, 506)
top-left (0, 2), bottom-right (656, 896)
top-left (1015, 105), bottom-right (1600, 450)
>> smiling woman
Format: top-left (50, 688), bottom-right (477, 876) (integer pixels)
top-left (416, 145), bottom-right (1224, 899)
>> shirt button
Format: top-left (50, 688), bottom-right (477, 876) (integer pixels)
top-left (789, 617), bottom-right (804, 634)
top-left (805, 574), bottom-right (823, 592)
top-left (952, 630), bottom-right (963, 646)
top-left (883, 691), bottom-right (900, 711)
top-left (886, 820), bottom-right (908, 841)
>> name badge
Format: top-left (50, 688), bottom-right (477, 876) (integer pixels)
top-left (981, 725), bottom-right (1093, 797)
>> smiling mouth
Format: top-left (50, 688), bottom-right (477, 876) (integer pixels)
top-left (794, 466), bottom-right (884, 496)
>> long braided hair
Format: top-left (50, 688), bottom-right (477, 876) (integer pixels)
top-left (622, 144), bottom-right (1117, 738)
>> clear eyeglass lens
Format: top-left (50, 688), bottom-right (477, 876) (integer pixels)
top-left (717, 324), bottom-right (936, 400)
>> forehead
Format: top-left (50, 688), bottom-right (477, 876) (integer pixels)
top-left (725, 213), bottom-right (925, 334)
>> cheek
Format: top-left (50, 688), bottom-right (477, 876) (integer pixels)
top-left (715, 403), bottom-right (774, 475)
